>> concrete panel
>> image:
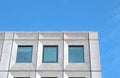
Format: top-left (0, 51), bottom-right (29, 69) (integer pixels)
top-left (89, 32), bottom-right (98, 40)
top-left (0, 33), bottom-right (4, 60)
top-left (0, 72), bottom-right (8, 78)
top-left (37, 40), bottom-right (63, 70)
top-left (0, 33), bottom-right (4, 39)
top-left (89, 40), bottom-right (101, 70)
top-left (9, 40), bottom-right (38, 70)
top-left (0, 40), bottom-right (4, 61)
top-left (8, 72), bottom-right (35, 78)
top-left (64, 40), bottom-right (90, 71)
top-left (92, 72), bottom-right (102, 78)
top-left (14, 32), bottom-right (38, 40)
top-left (39, 32), bottom-right (63, 39)
top-left (64, 72), bottom-right (90, 78)
top-left (0, 40), bottom-right (12, 70)
top-left (4, 32), bottom-right (13, 39)
top-left (64, 32), bottom-right (88, 39)
top-left (36, 72), bottom-right (62, 78)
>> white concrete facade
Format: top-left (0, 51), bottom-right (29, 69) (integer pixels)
top-left (0, 32), bottom-right (102, 78)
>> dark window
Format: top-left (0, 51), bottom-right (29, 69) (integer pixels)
top-left (69, 45), bottom-right (84, 63)
top-left (16, 45), bottom-right (33, 63)
top-left (14, 77), bottom-right (30, 78)
top-left (43, 46), bottom-right (58, 63)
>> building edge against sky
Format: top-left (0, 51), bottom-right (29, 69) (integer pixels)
top-left (0, 31), bottom-right (102, 78)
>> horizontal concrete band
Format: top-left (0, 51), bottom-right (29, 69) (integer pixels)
top-left (2, 38), bottom-right (91, 41)
top-left (0, 70), bottom-right (101, 72)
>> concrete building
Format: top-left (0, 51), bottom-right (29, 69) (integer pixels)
top-left (0, 32), bottom-right (101, 78)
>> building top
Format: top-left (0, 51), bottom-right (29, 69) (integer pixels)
top-left (0, 31), bottom-right (101, 78)
top-left (0, 31), bottom-right (99, 40)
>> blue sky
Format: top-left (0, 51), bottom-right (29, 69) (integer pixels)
top-left (0, 0), bottom-right (120, 78)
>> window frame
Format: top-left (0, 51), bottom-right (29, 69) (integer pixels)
top-left (68, 45), bottom-right (85, 63)
top-left (42, 45), bottom-right (58, 63)
top-left (16, 45), bottom-right (33, 63)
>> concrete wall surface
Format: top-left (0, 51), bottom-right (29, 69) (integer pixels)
top-left (0, 32), bottom-right (102, 78)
